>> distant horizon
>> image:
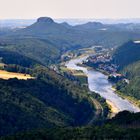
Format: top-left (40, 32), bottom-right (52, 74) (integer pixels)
top-left (0, 0), bottom-right (140, 19)
top-left (1, 17), bottom-right (140, 27)
top-left (1, 17), bottom-right (140, 20)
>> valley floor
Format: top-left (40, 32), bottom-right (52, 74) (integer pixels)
top-left (63, 50), bottom-right (140, 116)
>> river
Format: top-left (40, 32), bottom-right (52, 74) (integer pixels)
top-left (65, 56), bottom-right (140, 113)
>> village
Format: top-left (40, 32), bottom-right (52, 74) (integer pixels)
top-left (49, 46), bottom-right (130, 84)
top-left (85, 49), bottom-right (129, 83)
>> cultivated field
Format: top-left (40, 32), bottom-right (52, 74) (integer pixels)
top-left (0, 70), bottom-right (34, 80)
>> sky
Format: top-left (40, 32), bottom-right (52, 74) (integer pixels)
top-left (0, 0), bottom-right (140, 19)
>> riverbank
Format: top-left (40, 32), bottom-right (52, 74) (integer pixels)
top-left (81, 63), bottom-right (140, 113)
top-left (106, 100), bottom-right (120, 117)
top-left (76, 63), bottom-right (134, 115)
top-left (114, 89), bottom-right (140, 109)
top-left (65, 55), bottom-right (140, 114)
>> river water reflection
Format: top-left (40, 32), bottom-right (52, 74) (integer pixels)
top-left (66, 56), bottom-right (140, 112)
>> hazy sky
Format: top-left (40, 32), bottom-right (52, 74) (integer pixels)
top-left (0, 0), bottom-right (140, 19)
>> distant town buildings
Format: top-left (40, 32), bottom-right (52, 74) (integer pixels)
top-left (85, 50), bottom-right (128, 83)
top-left (87, 52), bottom-right (118, 74)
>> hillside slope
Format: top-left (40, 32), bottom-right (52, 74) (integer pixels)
top-left (0, 67), bottom-right (96, 136)
top-left (16, 17), bottom-right (140, 48)
top-left (113, 41), bottom-right (140, 69)
top-left (0, 37), bottom-right (60, 65)
top-left (113, 41), bottom-right (140, 102)
top-left (117, 61), bottom-right (140, 101)
top-left (1, 111), bottom-right (140, 140)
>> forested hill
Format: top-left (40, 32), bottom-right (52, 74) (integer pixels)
top-left (0, 37), bottom-right (60, 65)
top-left (1, 111), bottom-right (140, 140)
top-left (0, 49), bottom-right (42, 67)
top-left (13, 17), bottom-right (140, 49)
top-left (116, 60), bottom-right (140, 101)
top-left (113, 41), bottom-right (140, 69)
top-left (113, 41), bottom-right (140, 103)
top-left (0, 66), bottom-right (96, 136)
top-left (1, 17), bottom-right (140, 66)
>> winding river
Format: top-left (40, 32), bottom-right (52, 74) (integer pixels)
top-left (66, 56), bottom-right (140, 113)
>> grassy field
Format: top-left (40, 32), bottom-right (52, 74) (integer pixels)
top-left (0, 70), bottom-right (34, 80)
top-left (60, 66), bottom-right (87, 85)
top-left (60, 66), bottom-right (86, 76)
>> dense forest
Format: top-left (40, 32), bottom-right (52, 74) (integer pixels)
top-left (0, 60), bottom-right (110, 137)
top-left (0, 65), bottom-right (100, 136)
top-left (113, 41), bottom-right (140, 102)
top-left (116, 60), bottom-right (140, 101)
top-left (0, 49), bottom-right (41, 67)
top-left (0, 38), bottom-right (60, 65)
top-left (1, 111), bottom-right (140, 140)
top-left (113, 41), bottom-right (140, 70)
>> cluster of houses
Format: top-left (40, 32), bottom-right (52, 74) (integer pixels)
top-left (87, 53), bottom-right (118, 74)
top-left (86, 53), bottom-right (129, 83)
